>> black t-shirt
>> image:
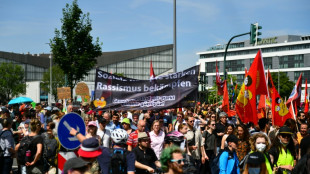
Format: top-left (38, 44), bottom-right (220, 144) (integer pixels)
top-left (300, 135), bottom-right (310, 157)
top-left (28, 135), bottom-right (44, 165)
top-left (215, 122), bottom-right (226, 147)
top-left (132, 146), bottom-right (158, 174)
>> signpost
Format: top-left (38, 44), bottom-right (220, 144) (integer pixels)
top-left (57, 113), bottom-right (86, 150)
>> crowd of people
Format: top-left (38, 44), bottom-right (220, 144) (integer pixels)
top-left (0, 101), bottom-right (310, 174)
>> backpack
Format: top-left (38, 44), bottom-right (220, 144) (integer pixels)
top-left (17, 135), bottom-right (37, 165)
top-left (109, 149), bottom-right (127, 174)
top-left (0, 130), bottom-right (10, 157)
top-left (183, 154), bottom-right (196, 173)
top-left (211, 149), bottom-right (225, 174)
top-left (42, 133), bottom-right (59, 166)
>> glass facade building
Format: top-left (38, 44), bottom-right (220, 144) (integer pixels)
top-left (0, 44), bottom-right (173, 102)
top-left (197, 35), bottom-right (310, 88)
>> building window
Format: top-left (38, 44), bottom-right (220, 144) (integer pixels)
top-left (294, 71), bottom-right (310, 84)
top-left (206, 62), bottom-right (217, 73)
top-left (279, 55), bottom-right (304, 69)
top-left (226, 60), bottom-right (244, 72)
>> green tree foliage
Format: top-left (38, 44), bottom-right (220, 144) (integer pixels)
top-left (207, 74), bottom-right (239, 104)
top-left (40, 65), bottom-right (65, 100)
top-left (50, 0), bottom-right (102, 97)
top-left (270, 72), bottom-right (294, 100)
top-left (0, 62), bottom-right (26, 103)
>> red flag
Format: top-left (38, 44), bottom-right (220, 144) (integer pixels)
top-left (304, 79), bottom-right (309, 113)
top-left (286, 73), bottom-right (302, 107)
top-left (236, 49), bottom-right (268, 124)
top-left (257, 95), bottom-right (266, 119)
top-left (272, 87), bottom-right (293, 126)
top-left (150, 60), bottom-right (156, 79)
top-left (222, 80), bottom-right (230, 114)
top-left (267, 70), bottom-right (275, 98)
top-left (216, 60), bottom-right (224, 95)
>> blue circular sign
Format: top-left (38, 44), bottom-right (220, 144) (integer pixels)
top-left (57, 113), bottom-right (86, 150)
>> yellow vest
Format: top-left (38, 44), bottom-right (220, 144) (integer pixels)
top-left (277, 148), bottom-right (294, 174)
top-left (250, 151), bottom-right (273, 174)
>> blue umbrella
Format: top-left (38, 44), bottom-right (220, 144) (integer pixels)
top-left (8, 97), bottom-right (33, 105)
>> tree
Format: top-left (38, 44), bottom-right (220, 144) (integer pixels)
top-left (40, 65), bottom-right (66, 100)
top-left (50, 0), bottom-right (102, 98)
top-left (207, 74), bottom-right (239, 104)
top-left (0, 62), bottom-right (26, 103)
top-left (271, 72), bottom-right (294, 100)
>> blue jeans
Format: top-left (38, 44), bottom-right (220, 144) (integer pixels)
top-left (0, 156), bottom-right (13, 174)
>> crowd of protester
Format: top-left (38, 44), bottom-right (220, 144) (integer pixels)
top-left (0, 101), bottom-right (310, 174)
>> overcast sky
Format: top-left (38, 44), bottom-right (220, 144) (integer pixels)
top-left (0, 0), bottom-right (309, 71)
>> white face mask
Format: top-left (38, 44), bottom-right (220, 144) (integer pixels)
top-left (256, 143), bottom-right (266, 152)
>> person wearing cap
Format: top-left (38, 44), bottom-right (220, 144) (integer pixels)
top-left (96, 117), bottom-right (111, 148)
top-left (243, 152), bottom-right (268, 174)
top-left (215, 112), bottom-right (228, 154)
top-left (268, 126), bottom-right (295, 173)
top-left (76, 137), bottom-right (102, 174)
top-left (86, 121), bottom-right (101, 145)
top-left (132, 132), bottom-right (161, 174)
top-left (122, 118), bottom-right (134, 135)
top-left (63, 157), bottom-right (90, 174)
top-left (219, 134), bottom-right (240, 174)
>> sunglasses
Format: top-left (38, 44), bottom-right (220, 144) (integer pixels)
top-left (211, 116), bottom-right (216, 118)
top-left (170, 158), bottom-right (185, 164)
top-left (280, 134), bottom-right (291, 138)
top-left (211, 124), bottom-right (215, 126)
top-left (189, 120), bottom-right (194, 123)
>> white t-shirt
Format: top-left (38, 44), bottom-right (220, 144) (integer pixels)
top-left (97, 128), bottom-right (111, 148)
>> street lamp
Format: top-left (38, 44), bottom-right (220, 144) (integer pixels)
top-left (49, 54), bottom-right (52, 106)
top-left (46, 43), bottom-right (52, 106)
top-left (173, 0), bottom-right (177, 72)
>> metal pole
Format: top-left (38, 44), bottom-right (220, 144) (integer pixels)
top-left (49, 54), bottom-right (52, 106)
top-left (277, 56), bottom-right (280, 95)
top-left (173, 0), bottom-right (177, 72)
top-left (223, 32), bottom-right (250, 80)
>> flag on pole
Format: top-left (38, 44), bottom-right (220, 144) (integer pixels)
top-left (150, 60), bottom-right (156, 80)
top-left (267, 70), bottom-right (275, 97)
top-left (286, 73), bottom-right (302, 107)
top-left (216, 60), bottom-right (224, 95)
top-left (304, 79), bottom-right (308, 113)
top-left (257, 95), bottom-right (266, 119)
top-left (272, 87), bottom-right (293, 126)
top-left (222, 80), bottom-right (230, 114)
top-left (235, 49), bottom-right (268, 124)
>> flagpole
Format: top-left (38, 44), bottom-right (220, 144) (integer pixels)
top-left (291, 101), bottom-right (299, 132)
top-left (194, 65), bottom-right (201, 114)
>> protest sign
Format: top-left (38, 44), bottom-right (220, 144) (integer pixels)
top-left (57, 87), bottom-right (71, 99)
top-left (94, 66), bottom-right (199, 110)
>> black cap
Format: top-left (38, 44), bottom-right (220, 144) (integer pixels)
top-left (63, 157), bottom-right (89, 174)
top-left (278, 126), bottom-right (293, 135)
top-left (226, 134), bottom-right (239, 144)
top-left (246, 152), bottom-right (265, 165)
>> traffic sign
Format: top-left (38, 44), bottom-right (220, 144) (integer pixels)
top-left (57, 113), bottom-right (86, 150)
